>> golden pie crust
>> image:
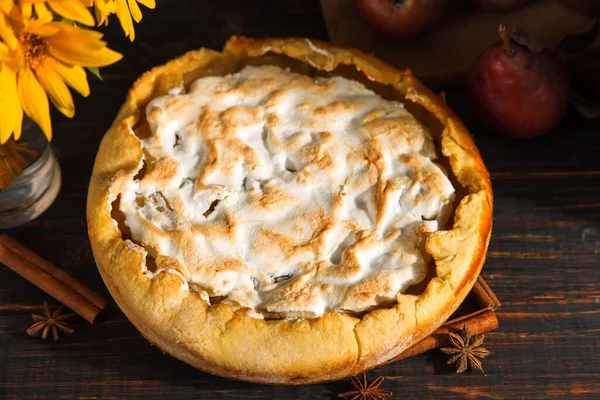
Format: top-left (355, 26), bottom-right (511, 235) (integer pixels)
top-left (87, 36), bottom-right (493, 384)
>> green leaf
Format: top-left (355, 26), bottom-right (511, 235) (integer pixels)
top-left (87, 67), bottom-right (103, 81)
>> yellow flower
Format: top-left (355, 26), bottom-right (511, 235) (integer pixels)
top-left (0, 14), bottom-right (122, 143)
top-left (93, 0), bottom-right (113, 26)
top-left (0, 0), bottom-right (10, 13)
top-left (2, 1), bottom-right (95, 25)
top-left (94, 0), bottom-right (155, 41)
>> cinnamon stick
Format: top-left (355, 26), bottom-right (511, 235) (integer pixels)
top-left (0, 234), bottom-right (107, 310)
top-left (0, 238), bottom-right (104, 324)
top-left (472, 276), bottom-right (501, 311)
top-left (390, 309), bottom-right (498, 362)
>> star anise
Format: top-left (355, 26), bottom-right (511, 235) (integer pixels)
top-left (26, 302), bottom-right (75, 340)
top-left (440, 323), bottom-right (491, 373)
top-left (338, 373), bottom-right (392, 400)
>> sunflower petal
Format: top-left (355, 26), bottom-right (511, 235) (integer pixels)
top-left (36, 59), bottom-right (75, 118)
top-left (94, 0), bottom-right (112, 26)
top-left (46, 24), bottom-right (122, 67)
top-left (137, 0), bottom-right (155, 9)
top-left (17, 69), bottom-right (52, 141)
top-left (46, 21), bottom-right (107, 47)
top-left (21, 3), bottom-right (33, 20)
top-left (53, 61), bottom-right (89, 97)
top-left (115, 0), bottom-right (135, 41)
top-left (0, 13), bottom-right (19, 50)
top-left (48, 0), bottom-right (95, 26)
top-left (0, 44), bottom-right (14, 65)
top-left (1, 1), bottom-right (20, 20)
top-left (0, 66), bottom-right (23, 143)
top-left (0, 0), bottom-right (13, 14)
top-left (48, 42), bottom-right (122, 67)
top-left (94, 8), bottom-right (106, 26)
top-left (127, 0), bottom-right (142, 23)
top-left (26, 23), bottom-right (60, 38)
top-left (33, 3), bottom-right (54, 23)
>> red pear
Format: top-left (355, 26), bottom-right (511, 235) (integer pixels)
top-left (467, 24), bottom-right (571, 139)
top-left (354, 0), bottom-right (450, 39)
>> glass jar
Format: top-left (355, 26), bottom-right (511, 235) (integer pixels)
top-left (0, 118), bottom-right (61, 228)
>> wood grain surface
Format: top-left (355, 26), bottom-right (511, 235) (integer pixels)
top-left (1, 1), bottom-right (599, 398)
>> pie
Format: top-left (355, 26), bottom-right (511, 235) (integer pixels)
top-left (87, 36), bottom-right (493, 384)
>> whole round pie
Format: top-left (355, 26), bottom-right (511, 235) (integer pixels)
top-left (87, 36), bottom-right (493, 384)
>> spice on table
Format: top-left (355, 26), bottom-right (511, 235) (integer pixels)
top-left (389, 274), bottom-right (500, 363)
top-left (391, 309), bottom-right (497, 362)
top-left (440, 323), bottom-right (492, 373)
top-left (471, 276), bottom-right (501, 311)
top-left (26, 302), bottom-right (75, 341)
top-left (0, 234), bottom-right (107, 324)
top-left (338, 373), bottom-right (392, 399)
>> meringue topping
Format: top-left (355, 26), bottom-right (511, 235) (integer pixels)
top-left (118, 65), bottom-right (455, 318)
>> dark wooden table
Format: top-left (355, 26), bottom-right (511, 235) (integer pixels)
top-left (2, 1), bottom-right (599, 398)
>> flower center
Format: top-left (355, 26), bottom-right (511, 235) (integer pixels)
top-left (18, 33), bottom-right (48, 70)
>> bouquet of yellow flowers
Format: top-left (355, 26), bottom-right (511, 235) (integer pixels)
top-left (0, 0), bottom-right (155, 189)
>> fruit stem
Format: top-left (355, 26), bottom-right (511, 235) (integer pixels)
top-left (499, 24), bottom-right (514, 57)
